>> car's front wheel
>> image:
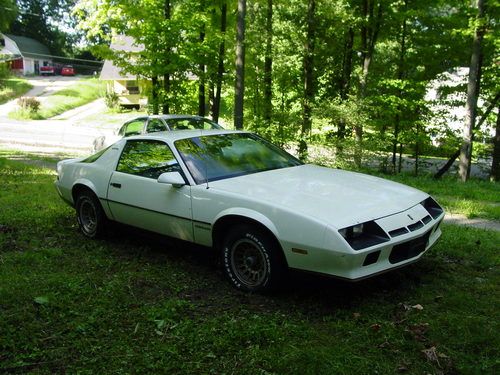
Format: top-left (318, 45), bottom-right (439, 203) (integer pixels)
top-left (222, 225), bottom-right (286, 292)
top-left (76, 192), bottom-right (106, 238)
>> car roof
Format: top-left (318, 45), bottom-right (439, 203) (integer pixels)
top-left (124, 114), bottom-right (213, 123)
top-left (123, 114), bottom-right (217, 126)
top-left (126, 129), bottom-right (247, 142)
top-left (150, 114), bottom-right (208, 120)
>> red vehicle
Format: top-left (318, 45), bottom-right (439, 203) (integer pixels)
top-left (61, 65), bottom-right (75, 76)
top-left (40, 66), bottom-right (54, 75)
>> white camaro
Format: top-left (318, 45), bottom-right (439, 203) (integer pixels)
top-left (55, 130), bottom-right (444, 292)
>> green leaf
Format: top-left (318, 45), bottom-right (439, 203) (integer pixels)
top-left (34, 296), bottom-right (49, 305)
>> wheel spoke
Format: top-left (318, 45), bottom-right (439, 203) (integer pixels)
top-left (80, 199), bottom-right (97, 233)
top-left (230, 239), bottom-right (268, 288)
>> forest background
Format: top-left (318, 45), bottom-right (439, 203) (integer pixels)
top-left (1, 0), bottom-right (499, 180)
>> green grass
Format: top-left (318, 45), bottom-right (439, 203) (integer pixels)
top-left (0, 157), bottom-right (499, 374)
top-left (9, 78), bottom-right (104, 120)
top-left (0, 77), bottom-right (33, 104)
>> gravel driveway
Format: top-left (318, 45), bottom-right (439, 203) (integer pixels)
top-left (0, 75), bottom-right (82, 117)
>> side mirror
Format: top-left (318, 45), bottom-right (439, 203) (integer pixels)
top-left (157, 172), bottom-right (186, 188)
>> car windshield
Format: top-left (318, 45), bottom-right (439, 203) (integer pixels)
top-left (165, 118), bottom-right (222, 130)
top-left (175, 133), bottom-right (302, 184)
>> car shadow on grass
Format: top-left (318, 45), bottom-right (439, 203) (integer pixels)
top-left (98, 221), bottom-right (433, 320)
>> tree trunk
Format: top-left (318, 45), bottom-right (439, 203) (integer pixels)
top-left (392, 114), bottom-right (400, 173)
top-left (162, 74), bottom-right (170, 114)
top-left (208, 83), bottom-right (214, 116)
top-left (414, 121), bottom-right (419, 175)
top-left (298, 0), bottom-right (315, 160)
top-left (151, 75), bottom-right (159, 115)
top-left (198, 27), bottom-right (206, 116)
top-left (434, 149), bottom-right (460, 179)
top-left (162, 0), bottom-right (171, 115)
top-left (434, 93), bottom-right (499, 179)
top-left (340, 28), bottom-right (354, 102)
top-left (392, 1), bottom-right (407, 174)
top-left (398, 142), bottom-right (403, 173)
top-left (337, 28), bottom-right (354, 140)
top-left (458, 0), bottom-right (485, 181)
top-left (491, 106), bottom-right (500, 181)
top-left (212, 2), bottom-right (227, 123)
top-left (356, 0), bottom-right (383, 166)
top-left (263, 0), bottom-right (273, 127)
top-left (233, 0), bottom-right (246, 130)
top-left (279, 90), bottom-right (285, 146)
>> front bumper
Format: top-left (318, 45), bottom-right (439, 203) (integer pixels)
top-left (287, 202), bottom-right (444, 280)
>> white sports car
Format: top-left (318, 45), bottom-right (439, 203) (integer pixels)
top-left (92, 114), bottom-right (224, 152)
top-left (55, 130), bottom-right (444, 292)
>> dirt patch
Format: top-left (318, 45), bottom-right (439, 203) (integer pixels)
top-left (444, 213), bottom-right (500, 232)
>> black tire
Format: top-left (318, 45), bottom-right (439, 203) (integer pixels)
top-left (222, 225), bottom-right (286, 292)
top-left (75, 192), bottom-right (106, 238)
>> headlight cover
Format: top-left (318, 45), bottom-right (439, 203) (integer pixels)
top-left (421, 197), bottom-right (444, 219)
top-left (339, 221), bottom-right (390, 250)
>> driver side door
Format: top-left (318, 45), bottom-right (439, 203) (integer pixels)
top-left (106, 139), bottom-right (194, 241)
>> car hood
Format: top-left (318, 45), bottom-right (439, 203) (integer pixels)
top-left (209, 164), bottom-right (428, 228)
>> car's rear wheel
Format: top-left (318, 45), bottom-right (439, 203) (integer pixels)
top-left (76, 192), bottom-right (106, 238)
top-left (222, 225), bottom-right (286, 292)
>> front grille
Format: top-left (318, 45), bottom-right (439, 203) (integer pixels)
top-left (422, 215), bottom-right (432, 224)
top-left (408, 221), bottom-right (424, 232)
top-left (389, 230), bottom-right (432, 264)
top-left (363, 251), bottom-right (381, 266)
top-left (389, 227), bottom-right (409, 237)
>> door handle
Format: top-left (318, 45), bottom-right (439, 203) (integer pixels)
top-left (110, 182), bottom-right (122, 188)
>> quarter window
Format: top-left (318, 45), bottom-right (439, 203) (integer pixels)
top-left (117, 140), bottom-right (181, 179)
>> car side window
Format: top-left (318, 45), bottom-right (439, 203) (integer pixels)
top-left (166, 119), bottom-right (195, 130)
top-left (146, 119), bottom-right (166, 133)
top-left (121, 120), bottom-right (145, 137)
top-left (167, 118), bottom-right (222, 130)
top-left (116, 140), bottom-right (181, 179)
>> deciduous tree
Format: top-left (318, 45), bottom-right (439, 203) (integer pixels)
top-left (459, 0), bottom-right (486, 181)
top-left (0, 0), bottom-right (16, 32)
top-left (234, 0), bottom-right (246, 129)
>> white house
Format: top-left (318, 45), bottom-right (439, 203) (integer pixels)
top-left (0, 33), bottom-right (53, 75)
top-left (100, 35), bottom-right (146, 107)
top-left (100, 35), bottom-right (197, 108)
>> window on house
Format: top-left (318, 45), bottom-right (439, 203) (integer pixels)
top-left (126, 81), bottom-right (140, 94)
top-left (0, 38), bottom-right (5, 47)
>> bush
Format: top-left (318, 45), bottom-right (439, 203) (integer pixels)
top-left (17, 96), bottom-right (40, 113)
top-left (0, 62), bottom-right (9, 80)
top-left (104, 91), bottom-right (119, 109)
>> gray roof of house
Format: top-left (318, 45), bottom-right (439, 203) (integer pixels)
top-left (100, 35), bottom-right (144, 80)
top-left (3, 34), bottom-right (51, 60)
